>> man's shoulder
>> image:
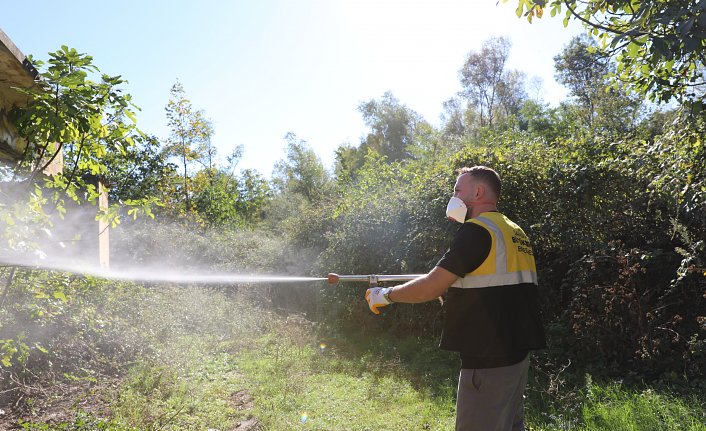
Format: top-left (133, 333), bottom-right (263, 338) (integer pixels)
top-left (460, 220), bottom-right (491, 234)
top-left (454, 221), bottom-right (492, 246)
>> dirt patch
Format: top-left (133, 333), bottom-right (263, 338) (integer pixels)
top-left (232, 417), bottom-right (260, 430)
top-left (230, 389), bottom-right (254, 410)
top-left (0, 376), bottom-right (117, 430)
top-left (229, 390), bottom-right (259, 430)
top-left (0, 379), bottom-right (262, 431)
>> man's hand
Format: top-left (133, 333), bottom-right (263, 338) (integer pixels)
top-left (365, 287), bottom-right (392, 315)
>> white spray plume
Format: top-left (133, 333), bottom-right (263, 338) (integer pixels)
top-left (0, 254), bottom-right (326, 284)
top-left (2, 165), bottom-right (328, 285)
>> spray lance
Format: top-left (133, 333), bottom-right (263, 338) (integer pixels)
top-left (326, 273), bottom-right (424, 287)
top-left (326, 273), bottom-right (445, 308)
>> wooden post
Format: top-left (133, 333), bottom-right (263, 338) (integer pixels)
top-left (98, 180), bottom-right (110, 269)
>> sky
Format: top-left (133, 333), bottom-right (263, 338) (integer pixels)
top-left (2, 0), bottom-right (584, 177)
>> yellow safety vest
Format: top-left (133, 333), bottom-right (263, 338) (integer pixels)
top-left (451, 211), bottom-right (537, 289)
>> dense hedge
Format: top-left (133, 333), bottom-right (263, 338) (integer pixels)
top-left (300, 120), bottom-right (705, 381)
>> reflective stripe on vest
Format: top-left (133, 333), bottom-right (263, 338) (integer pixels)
top-left (451, 213), bottom-right (538, 289)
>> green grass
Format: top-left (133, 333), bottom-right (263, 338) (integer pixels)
top-left (108, 337), bottom-right (249, 431)
top-left (15, 285), bottom-right (706, 431)
top-left (579, 381), bottom-right (706, 431)
top-left (235, 329), bottom-right (458, 430)
top-left (232, 327), bottom-right (706, 431)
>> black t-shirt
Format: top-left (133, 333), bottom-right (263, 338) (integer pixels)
top-left (436, 222), bottom-right (492, 277)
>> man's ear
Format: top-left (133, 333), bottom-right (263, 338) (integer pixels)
top-left (475, 183), bottom-right (485, 199)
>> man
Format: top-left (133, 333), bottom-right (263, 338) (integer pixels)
top-left (365, 166), bottom-right (546, 431)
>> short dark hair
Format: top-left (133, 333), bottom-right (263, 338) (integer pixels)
top-left (457, 166), bottom-right (501, 198)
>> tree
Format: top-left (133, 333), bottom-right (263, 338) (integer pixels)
top-left (459, 36), bottom-right (512, 127)
top-left (496, 69), bottom-right (528, 123)
top-left (236, 168), bottom-right (271, 223)
top-left (440, 97), bottom-right (467, 137)
top-left (554, 35), bottom-right (643, 136)
top-left (1, 46), bottom-right (153, 366)
top-left (358, 91), bottom-right (425, 162)
top-left (527, 76), bottom-right (545, 102)
top-left (517, 99), bottom-right (563, 141)
top-left (554, 35), bottom-right (610, 126)
top-left (4, 46), bottom-right (152, 238)
top-left (163, 81), bottom-right (212, 209)
top-left (191, 168), bottom-right (270, 227)
top-left (334, 143), bottom-right (367, 182)
top-left (102, 134), bottom-right (177, 204)
top-left (516, 0), bottom-right (706, 108)
top-left (9, 47), bottom-right (139, 192)
top-left (196, 129), bottom-right (217, 173)
top-left (272, 132), bottom-right (331, 203)
top-left (335, 92), bottom-right (428, 179)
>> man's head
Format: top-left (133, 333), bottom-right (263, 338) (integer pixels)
top-left (456, 166), bottom-right (501, 199)
top-left (453, 166), bottom-right (500, 217)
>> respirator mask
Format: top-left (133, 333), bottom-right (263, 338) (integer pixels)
top-left (445, 197), bottom-right (467, 223)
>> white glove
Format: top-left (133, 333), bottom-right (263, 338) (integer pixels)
top-left (365, 287), bottom-right (392, 315)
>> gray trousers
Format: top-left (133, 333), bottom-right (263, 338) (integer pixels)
top-left (455, 354), bottom-right (530, 431)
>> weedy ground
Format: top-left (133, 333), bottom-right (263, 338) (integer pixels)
top-left (2, 281), bottom-right (705, 431)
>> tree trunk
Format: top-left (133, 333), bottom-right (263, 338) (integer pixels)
top-left (0, 266), bottom-right (17, 307)
top-left (182, 142), bottom-right (189, 210)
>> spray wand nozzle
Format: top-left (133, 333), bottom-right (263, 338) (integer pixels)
top-left (327, 273), bottom-right (424, 287)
